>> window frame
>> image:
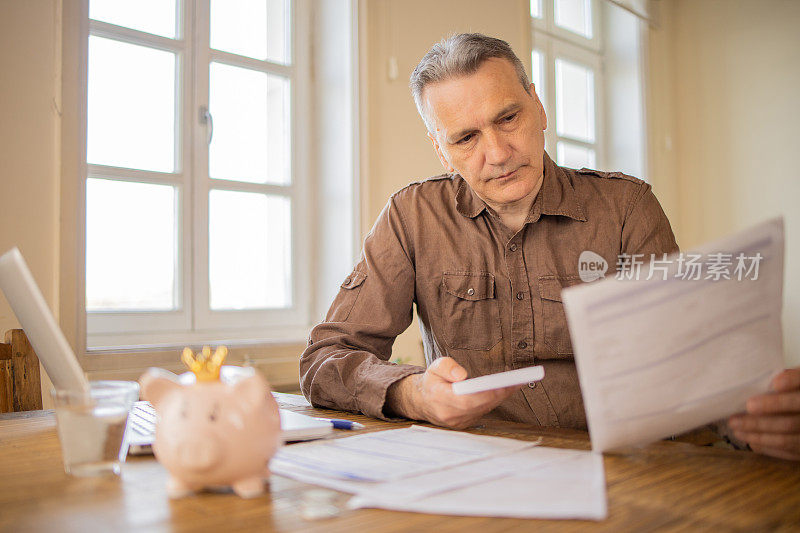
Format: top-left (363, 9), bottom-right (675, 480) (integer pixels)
top-left (80, 0), bottom-right (314, 350)
top-left (532, 0), bottom-right (601, 52)
top-left (531, 0), bottom-right (605, 170)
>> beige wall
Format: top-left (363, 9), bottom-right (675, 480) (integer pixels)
top-left (0, 0), bottom-right (60, 336)
top-left (0, 0), bottom-right (61, 403)
top-left (648, 0), bottom-right (800, 365)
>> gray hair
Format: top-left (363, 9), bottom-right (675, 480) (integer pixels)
top-left (410, 33), bottom-right (531, 132)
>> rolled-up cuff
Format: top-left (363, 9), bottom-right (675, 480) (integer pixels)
top-left (355, 363), bottom-right (425, 421)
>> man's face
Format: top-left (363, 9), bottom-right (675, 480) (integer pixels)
top-left (424, 58), bottom-right (547, 210)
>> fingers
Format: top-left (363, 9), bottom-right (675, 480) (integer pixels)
top-left (427, 357), bottom-right (467, 383)
top-left (746, 391), bottom-right (800, 415)
top-left (749, 443), bottom-right (800, 462)
top-left (771, 368), bottom-right (800, 393)
top-left (728, 414), bottom-right (800, 434)
top-left (450, 388), bottom-right (505, 410)
top-left (423, 381), bottom-right (514, 429)
top-left (493, 385), bottom-right (521, 401)
top-left (420, 361), bottom-right (521, 429)
top-left (732, 430), bottom-right (800, 453)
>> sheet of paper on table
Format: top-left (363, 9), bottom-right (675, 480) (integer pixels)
top-left (348, 446), bottom-right (607, 520)
top-left (270, 425), bottom-right (536, 482)
top-left (562, 218), bottom-right (785, 453)
top-left (271, 392), bottom-right (312, 407)
top-left (270, 426), bottom-right (608, 520)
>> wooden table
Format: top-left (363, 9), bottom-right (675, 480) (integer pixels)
top-left (1, 397), bottom-right (798, 532)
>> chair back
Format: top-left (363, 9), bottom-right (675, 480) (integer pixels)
top-left (0, 329), bottom-right (42, 412)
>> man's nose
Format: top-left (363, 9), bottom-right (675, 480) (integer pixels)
top-left (482, 130), bottom-right (512, 166)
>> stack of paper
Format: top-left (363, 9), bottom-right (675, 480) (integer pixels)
top-left (270, 426), bottom-right (607, 520)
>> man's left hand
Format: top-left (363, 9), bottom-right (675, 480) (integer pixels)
top-left (728, 368), bottom-right (800, 461)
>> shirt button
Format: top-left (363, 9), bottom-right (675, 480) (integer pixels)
top-left (509, 243), bottom-right (517, 252)
top-left (517, 341), bottom-right (527, 349)
top-left (528, 382), bottom-right (537, 389)
top-left (344, 277), bottom-right (351, 285)
top-left (516, 292), bottom-right (524, 300)
top-left (467, 288), bottom-right (475, 296)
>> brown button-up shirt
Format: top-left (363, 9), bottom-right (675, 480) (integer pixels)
top-left (300, 152), bottom-right (678, 429)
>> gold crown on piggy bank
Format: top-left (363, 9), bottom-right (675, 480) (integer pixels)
top-left (182, 345), bottom-right (228, 382)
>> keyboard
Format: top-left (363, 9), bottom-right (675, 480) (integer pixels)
top-left (124, 400), bottom-right (333, 455)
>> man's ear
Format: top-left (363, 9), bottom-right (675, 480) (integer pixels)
top-left (427, 132), bottom-right (454, 173)
top-left (530, 82), bottom-right (547, 131)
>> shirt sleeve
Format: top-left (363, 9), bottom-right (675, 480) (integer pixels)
top-left (299, 195), bottom-right (425, 419)
top-left (621, 182), bottom-right (680, 256)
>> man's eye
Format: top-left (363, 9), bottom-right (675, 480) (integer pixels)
top-left (457, 134), bottom-right (474, 144)
top-left (501, 113), bottom-right (517, 123)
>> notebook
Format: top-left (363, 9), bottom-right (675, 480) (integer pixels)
top-left (0, 247), bottom-right (332, 454)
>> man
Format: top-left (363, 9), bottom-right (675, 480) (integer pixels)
top-left (300, 33), bottom-right (800, 460)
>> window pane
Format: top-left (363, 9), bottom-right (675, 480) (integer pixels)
top-left (87, 36), bottom-right (176, 173)
top-left (209, 63), bottom-right (290, 185)
top-left (555, 0), bottom-right (593, 38)
top-left (531, 49), bottom-right (545, 107)
top-left (557, 141), bottom-right (596, 169)
top-left (90, 0), bottom-right (177, 39)
top-left (530, 0), bottom-right (542, 18)
top-left (210, 0), bottom-right (290, 64)
top-left (555, 58), bottom-right (595, 143)
top-left (209, 190), bottom-right (291, 310)
top-left (86, 179), bottom-right (177, 311)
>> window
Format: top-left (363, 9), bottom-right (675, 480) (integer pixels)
top-left (84, 0), bottom-right (311, 348)
top-left (531, 0), bottom-right (603, 170)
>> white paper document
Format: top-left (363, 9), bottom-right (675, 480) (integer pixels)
top-left (270, 425), bottom-right (535, 483)
top-left (348, 447), bottom-right (607, 520)
top-left (272, 392), bottom-right (312, 407)
top-left (562, 218), bottom-right (785, 452)
top-left (271, 426), bottom-right (607, 520)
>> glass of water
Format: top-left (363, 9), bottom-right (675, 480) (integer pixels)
top-left (52, 381), bottom-right (139, 476)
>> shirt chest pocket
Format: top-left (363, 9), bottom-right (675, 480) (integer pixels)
top-left (440, 272), bottom-right (502, 351)
top-left (537, 276), bottom-right (582, 358)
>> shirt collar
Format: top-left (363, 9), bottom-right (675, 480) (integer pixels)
top-left (539, 151), bottom-right (587, 222)
top-left (454, 151), bottom-right (587, 222)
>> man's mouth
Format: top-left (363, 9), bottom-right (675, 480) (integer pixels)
top-left (492, 168), bottom-right (519, 181)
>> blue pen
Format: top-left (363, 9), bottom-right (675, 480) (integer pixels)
top-left (315, 418), bottom-right (365, 430)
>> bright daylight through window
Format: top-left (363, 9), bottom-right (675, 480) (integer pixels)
top-left (84, 0), bottom-right (303, 348)
top-left (531, 0), bottom-right (601, 170)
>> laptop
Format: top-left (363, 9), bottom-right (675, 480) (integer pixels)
top-left (126, 366), bottom-right (332, 454)
top-left (0, 247), bottom-right (332, 454)
top-left (127, 398), bottom-right (333, 454)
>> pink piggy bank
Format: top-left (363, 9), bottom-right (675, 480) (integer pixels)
top-left (139, 363), bottom-right (281, 499)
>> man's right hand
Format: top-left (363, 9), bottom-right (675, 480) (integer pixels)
top-left (385, 357), bottom-right (518, 429)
